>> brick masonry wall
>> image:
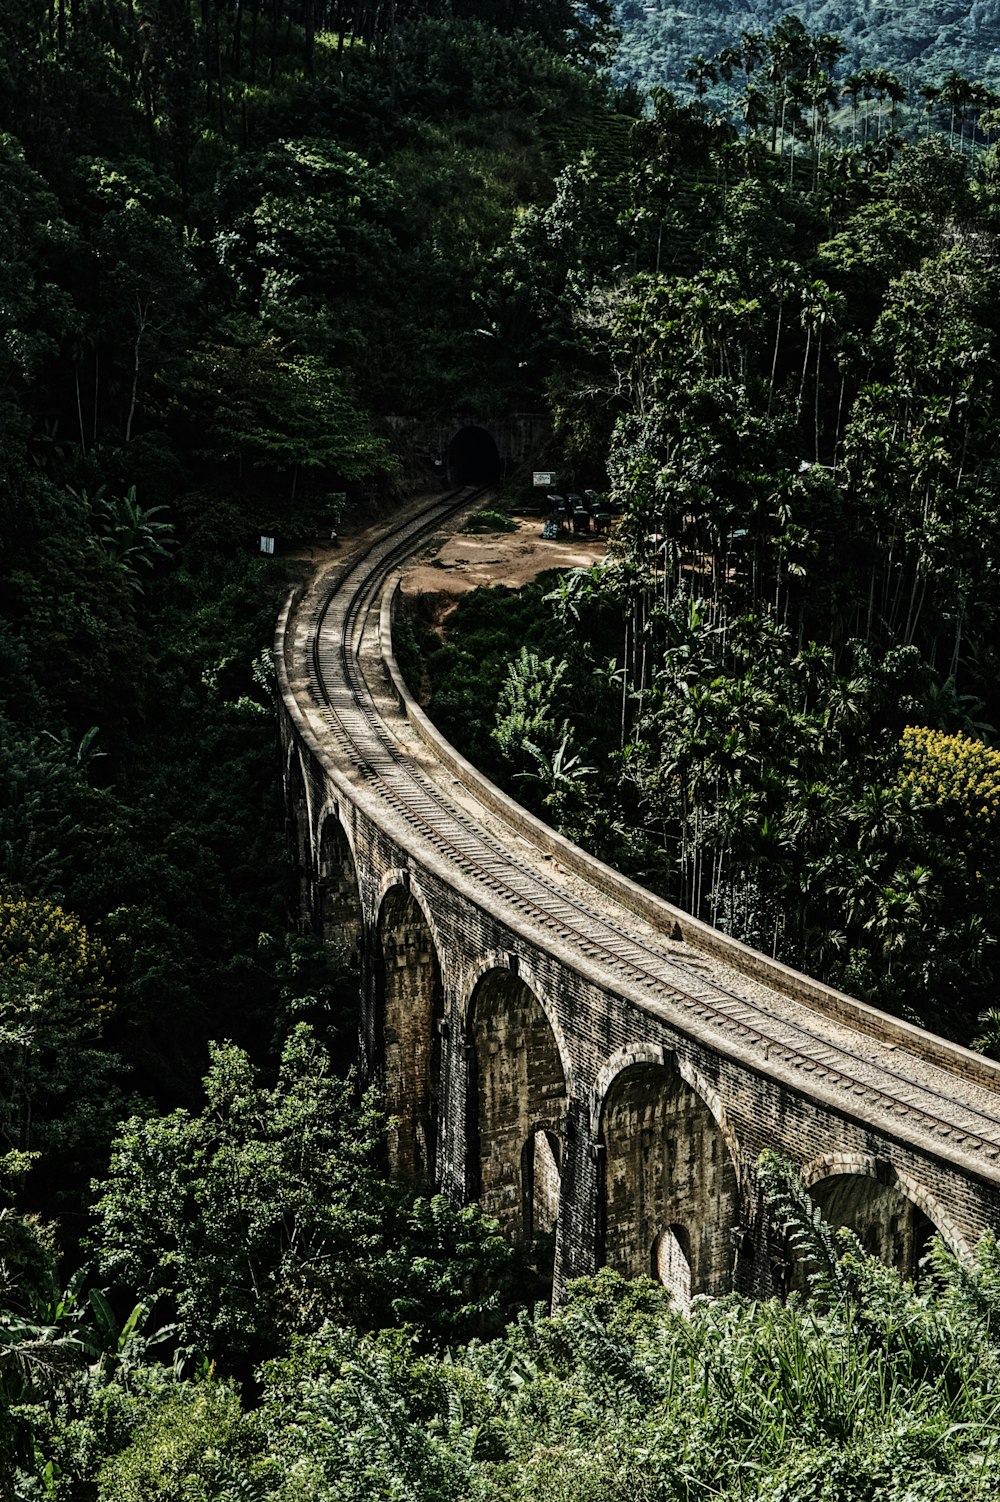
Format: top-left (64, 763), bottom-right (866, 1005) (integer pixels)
top-left (377, 885), bottom-right (442, 1179)
top-left (602, 1063), bottom-right (741, 1296)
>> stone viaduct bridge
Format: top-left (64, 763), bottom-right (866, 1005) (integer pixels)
top-left (275, 488), bottom-right (1000, 1307)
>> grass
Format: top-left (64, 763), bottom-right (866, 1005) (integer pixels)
top-left (461, 509), bottom-right (518, 534)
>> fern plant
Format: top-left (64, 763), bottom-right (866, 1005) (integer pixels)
top-left (757, 1150), bottom-right (862, 1306)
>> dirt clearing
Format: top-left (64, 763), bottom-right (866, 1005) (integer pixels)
top-left (398, 516), bottom-right (608, 630)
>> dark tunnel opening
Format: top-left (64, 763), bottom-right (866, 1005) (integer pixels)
top-left (447, 425), bottom-right (502, 485)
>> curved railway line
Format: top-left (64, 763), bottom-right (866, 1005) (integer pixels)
top-left (284, 487), bottom-right (1000, 1193)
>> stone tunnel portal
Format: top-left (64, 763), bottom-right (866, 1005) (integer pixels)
top-left (467, 969), bottom-right (567, 1240)
top-left (601, 1063), bottom-right (741, 1308)
top-left (377, 885), bottom-right (443, 1180)
top-left (447, 425), bottom-right (502, 486)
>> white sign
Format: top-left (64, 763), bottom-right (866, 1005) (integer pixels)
top-left (533, 471), bottom-right (555, 487)
top-left (260, 535), bottom-right (275, 555)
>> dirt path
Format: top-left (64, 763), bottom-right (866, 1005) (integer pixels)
top-left (398, 515), bottom-right (608, 628)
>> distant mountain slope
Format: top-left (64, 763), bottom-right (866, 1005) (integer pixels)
top-left (613, 0), bottom-right (1000, 97)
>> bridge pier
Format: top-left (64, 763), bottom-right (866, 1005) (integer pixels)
top-left (434, 995), bottom-right (472, 1202)
top-left (285, 747), bottom-right (313, 934)
top-left (376, 882), bottom-right (443, 1180)
top-left (551, 1095), bottom-right (601, 1299)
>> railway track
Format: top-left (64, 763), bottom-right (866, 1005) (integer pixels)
top-left (297, 489), bottom-right (1000, 1173)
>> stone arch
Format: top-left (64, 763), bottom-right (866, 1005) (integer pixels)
top-left (799, 1152), bottom-right (973, 1273)
top-left (467, 967), bottom-right (568, 1239)
top-left (521, 1124), bottom-right (561, 1240)
top-left (462, 952), bottom-right (574, 1096)
top-left (599, 1061), bottom-right (741, 1300)
top-left (590, 1044), bottom-right (669, 1135)
top-left (651, 1225), bottom-right (692, 1314)
top-left (374, 868), bottom-right (448, 966)
top-left (316, 808), bottom-right (363, 960)
top-left (591, 1045), bottom-right (743, 1190)
top-left (376, 881), bottom-right (444, 1181)
top-left (447, 425), bottom-right (502, 485)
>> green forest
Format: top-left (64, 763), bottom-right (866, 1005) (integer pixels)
top-left (613, 0), bottom-right (1000, 110)
top-left (5, 0), bottom-right (1000, 1492)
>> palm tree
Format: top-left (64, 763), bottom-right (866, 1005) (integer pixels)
top-left (939, 71), bottom-right (975, 150)
top-left (767, 261), bottom-right (801, 416)
top-left (797, 280), bottom-right (844, 458)
top-left (738, 28), bottom-right (764, 84)
top-left (884, 73), bottom-right (907, 130)
top-left (841, 74), bottom-right (865, 146)
top-left (765, 15), bottom-right (811, 155)
top-left (972, 1008), bottom-right (1000, 1060)
top-left (919, 82), bottom-right (940, 138)
top-left (863, 863), bottom-right (935, 984)
top-left (716, 45), bottom-right (740, 87)
top-left (685, 53), bottom-right (718, 100)
top-left (846, 66), bottom-right (870, 141)
top-left (969, 81), bottom-right (1000, 147)
top-left (739, 83), bottom-right (770, 138)
top-left (804, 70), bottom-right (838, 185)
top-left (867, 68), bottom-right (905, 139)
top-left (93, 486), bottom-right (176, 593)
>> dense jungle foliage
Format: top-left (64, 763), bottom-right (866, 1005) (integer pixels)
top-left (15, 1158), bottom-right (1000, 1499)
top-left (0, 0), bottom-right (620, 1213)
top-left (0, 0), bottom-right (617, 1483)
top-left (4, 0), bottom-right (1000, 1490)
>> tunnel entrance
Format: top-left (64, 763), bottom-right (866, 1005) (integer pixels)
top-left (447, 425), bottom-right (502, 485)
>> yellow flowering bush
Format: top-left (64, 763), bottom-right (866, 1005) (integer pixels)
top-left (0, 893), bottom-right (114, 1017)
top-left (900, 726), bottom-right (1000, 835)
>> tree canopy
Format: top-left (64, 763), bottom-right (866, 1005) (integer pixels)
top-left (5, 0), bottom-right (1000, 1492)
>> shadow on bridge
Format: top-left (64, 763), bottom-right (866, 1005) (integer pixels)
top-left (317, 813), bottom-right (363, 962)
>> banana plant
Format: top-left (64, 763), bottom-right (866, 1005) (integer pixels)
top-left (92, 485), bottom-right (175, 593)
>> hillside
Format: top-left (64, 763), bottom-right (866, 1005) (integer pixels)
top-left (6, 0), bottom-right (1000, 1493)
top-left (614, 0), bottom-right (1000, 103)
